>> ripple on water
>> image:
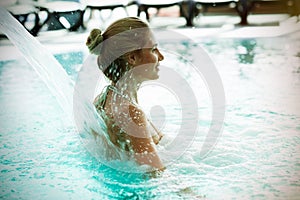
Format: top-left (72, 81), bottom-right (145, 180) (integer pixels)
top-left (1, 36), bottom-right (300, 199)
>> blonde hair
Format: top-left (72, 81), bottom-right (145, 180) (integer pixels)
top-left (86, 17), bottom-right (150, 83)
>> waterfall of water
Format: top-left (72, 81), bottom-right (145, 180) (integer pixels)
top-left (0, 7), bottom-right (135, 169)
top-left (0, 7), bottom-right (74, 118)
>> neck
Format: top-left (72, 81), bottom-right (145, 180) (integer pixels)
top-left (112, 76), bottom-right (142, 104)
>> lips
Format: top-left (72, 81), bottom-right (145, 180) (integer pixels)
top-left (156, 64), bottom-right (160, 70)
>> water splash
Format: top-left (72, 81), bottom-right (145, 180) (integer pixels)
top-left (0, 5), bottom-right (119, 166)
top-left (0, 7), bottom-right (74, 118)
top-left (0, 7), bottom-right (141, 172)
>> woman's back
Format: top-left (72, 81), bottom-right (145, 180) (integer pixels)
top-left (94, 86), bottom-right (133, 152)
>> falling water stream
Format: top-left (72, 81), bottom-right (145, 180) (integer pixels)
top-left (0, 7), bottom-right (74, 118)
top-left (0, 6), bottom-right (148, 172)
top-left (0, 4), bottom-right (119, 167)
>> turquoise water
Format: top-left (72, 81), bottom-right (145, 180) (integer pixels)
top-left (1, 33), bottom-right (300, 199)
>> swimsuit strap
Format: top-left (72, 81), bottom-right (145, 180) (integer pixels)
top-left (98, 85), bottom-right (110, 108)
top-left (107, 85), bottom-right (154, 130)
top-left (96, 85), bottom-right (159, 147)
top-left (107, 85), bottom-right (139, 107)
top-left (96, 85), bottom-right (139, 114)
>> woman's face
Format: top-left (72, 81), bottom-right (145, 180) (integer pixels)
top-left (132, 32), bottom-right (164, 81)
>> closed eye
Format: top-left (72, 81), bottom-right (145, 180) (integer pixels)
top-left (151, 44), bottom-right (158, 52)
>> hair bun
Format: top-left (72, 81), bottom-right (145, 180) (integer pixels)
top-left (86, 29), bottom-right (103, 55)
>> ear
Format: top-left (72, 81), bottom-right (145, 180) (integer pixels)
top-left (127, 52), bottom-right (137, 66)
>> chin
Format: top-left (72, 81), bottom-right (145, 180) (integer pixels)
top-left (146, 74), bottom-right (159, 81)
top-left (152, 73), bottom-right (159, 80)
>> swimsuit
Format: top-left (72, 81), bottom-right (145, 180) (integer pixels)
top-left (94, 85), bottom-right (133, 152)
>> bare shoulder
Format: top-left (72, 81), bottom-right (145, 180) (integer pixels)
top-left (124, 103), bottom-right (147, 127)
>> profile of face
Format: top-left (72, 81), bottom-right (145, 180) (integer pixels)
top-left (128, 31), bottom-right (164, 82)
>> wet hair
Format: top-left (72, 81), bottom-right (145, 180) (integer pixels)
top-left (86, 17), bottom-right (150, 83)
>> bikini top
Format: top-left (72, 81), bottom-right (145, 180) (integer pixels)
top-left (94, 85), bottom-right (159, 151)
top-left (94, 85), bottom-right (134, 152)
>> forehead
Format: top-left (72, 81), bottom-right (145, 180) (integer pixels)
top-left (143, 31), bottom-right (156, 48)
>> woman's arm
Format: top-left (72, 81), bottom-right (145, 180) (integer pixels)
top-left (126, 104), bottom-right (165, 170)
top-left (129, 135), bottom-right (165, 170)
top-left (148, 119), bottom-right (164, 145)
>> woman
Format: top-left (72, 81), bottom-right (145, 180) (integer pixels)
top-left (86, 17), bottom-right (165, 171)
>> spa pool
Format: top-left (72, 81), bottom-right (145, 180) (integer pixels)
top-left (0, 31), bottom-right (300, 199)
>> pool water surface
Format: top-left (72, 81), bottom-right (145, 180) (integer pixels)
top-left (0, 31), bottom-right (300, 199)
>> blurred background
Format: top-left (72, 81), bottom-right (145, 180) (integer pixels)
top-left (0, 0), bottom-right (299, 36)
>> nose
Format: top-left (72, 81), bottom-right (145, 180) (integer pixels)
top-left (157, 49), bottom-right (164, 61)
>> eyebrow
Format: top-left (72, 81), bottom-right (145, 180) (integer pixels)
top-left (144, 43), bottom-right (157, 50)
